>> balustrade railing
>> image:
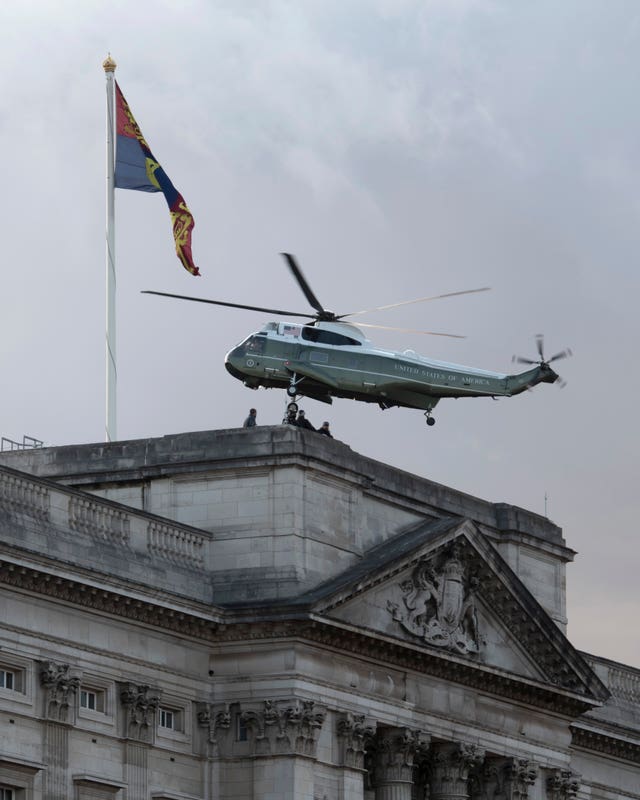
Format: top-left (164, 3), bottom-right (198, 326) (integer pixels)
top-left (147, 521), bottom-right (205, 568)
top-left (69, 496), bottom-right (130, 546)
top-left (0, 471), bottom-right (50, 519)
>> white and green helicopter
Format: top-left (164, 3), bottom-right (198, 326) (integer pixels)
top-left (144, 254), bottom-right (570, 426)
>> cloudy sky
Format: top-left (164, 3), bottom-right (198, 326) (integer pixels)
top-left (1, 1), bottom-right (638, 666)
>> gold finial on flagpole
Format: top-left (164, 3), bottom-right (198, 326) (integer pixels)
top-left (103, 54), bottom-right (117, 73)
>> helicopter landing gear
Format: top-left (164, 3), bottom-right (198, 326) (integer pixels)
top-left (424, 411), bottom-right (436, 427)
top-left (287, 372), bottom-right (304, 397)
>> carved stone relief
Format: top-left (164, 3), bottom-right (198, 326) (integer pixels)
top-left (546, 769), bottom-right (580, 800)
top-left (470, 757), bottom-right (538, 800)
top-left (120, 682), bottom-right (161, 743)
top-left (240, 698), bottom-right (326, 757)
top-left (197, 702), bottom-right (231, 755)
top-left (387, 544), bottom-right (483, 655)
top-left (39, 660), bottom-right (80, 723)
top-left (336, 712), bottom-right (375, 770)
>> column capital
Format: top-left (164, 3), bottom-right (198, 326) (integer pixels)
top-left (546, 769), bottom-right (580, 800)
top-left (39, 660), bottom-right (80, 723)
top-left (429, 741), bottom-right (485, 799)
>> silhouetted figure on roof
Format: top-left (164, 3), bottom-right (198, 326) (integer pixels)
top-left (295, 410), bottom-right (315, 431)
top-left (317, 421), bottom-right (333, 438)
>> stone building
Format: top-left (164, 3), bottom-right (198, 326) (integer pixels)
top-left (0, 426), bottom-right (637, 799)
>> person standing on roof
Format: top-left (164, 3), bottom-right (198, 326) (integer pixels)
top-left (294, 410), bottom-right (315, 430)
top-left (243, 408), bottom-right (257, 428)
top-left (317, 421), bottom-right (333, 438)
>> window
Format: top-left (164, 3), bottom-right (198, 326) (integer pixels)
top-left (0, 670), bottom-right (15, 691)
top-left (0, 788), bottom-right (14, 800)
top-left (236, 714), bottom-right (248, 742)
top-left (0, 666), bottom-right (23, 693)
top-left (158, 707), bottom-right (183, 732)
top-left (301, 327), bottom-right (361, 346)
top-left (80, 688), bottom-right (105, 713)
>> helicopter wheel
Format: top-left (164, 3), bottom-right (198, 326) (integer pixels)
top-left (424, 412), bottom-right (436, 427)
top-left (286, 385), bottom-right (298, 397)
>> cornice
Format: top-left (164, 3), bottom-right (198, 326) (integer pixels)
top-left (571, 723), bottom-right (640, 764)
top-left (0, 557), bottom-right (601, 717)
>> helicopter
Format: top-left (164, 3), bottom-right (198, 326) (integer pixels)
top-left (143, 253), bottom-right (570, 426)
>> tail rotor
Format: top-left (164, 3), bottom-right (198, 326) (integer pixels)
top-left (512, 335), bottom-right (572, 388)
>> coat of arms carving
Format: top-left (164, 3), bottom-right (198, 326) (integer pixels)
top-left (387, 545), bottom-right (483, 655)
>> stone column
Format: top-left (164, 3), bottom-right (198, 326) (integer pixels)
top-left (336, 712), bottom-right (375, 800)
top-left (428, 742), bottom-right (485, 800)
top-left (546, 769), bottom-right (580, 800)
top-left (369, 728), bottom-right (428, 800)
top-left (119, 682), bottom-right (161, 800)
top-left (39, 660), bottom-right (80, 800)
top-left (241, 698), bottom-right (327, 800)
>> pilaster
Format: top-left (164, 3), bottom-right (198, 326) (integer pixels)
top-left (337, 712), bottom-right (375, 800)
top-left (39, 660), bottom-right (80, 800)
top-left (119, 682), bottom-right (161, 800)
top-left (240, 698), bottom-right (327, 800)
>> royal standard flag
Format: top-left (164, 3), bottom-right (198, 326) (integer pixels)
top-left (114, 81), bottom-right (200, 276)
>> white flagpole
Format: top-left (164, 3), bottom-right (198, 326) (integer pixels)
top-left (103, 55), bottom-right (117, 442)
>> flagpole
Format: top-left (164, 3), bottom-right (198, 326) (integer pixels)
top-left (103, 55), bottom-right (117, 442)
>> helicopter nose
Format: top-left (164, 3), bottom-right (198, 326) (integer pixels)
top-left (224, 345), bottom-right (245, 379)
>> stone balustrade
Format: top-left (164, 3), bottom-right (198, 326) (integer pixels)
top-left (584, 654), bottom-right (640, 705)
top-left (147, 520), bottom-right (205, 568)
top-left (0, 469), bottom-right (50, 520)
top-left (69, 495), bottom-right (130, 546)
top-left (0, 465), bottom-right (211, 585)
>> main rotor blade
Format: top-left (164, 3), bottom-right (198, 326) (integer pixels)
top-left (281, 253), bottom-right (327, 316)
top-left (535, 334), bottom-right (545, 359)
top-left (513, 356), bottom-right (538, 365)
top-left (355, 322), bottom-right (466, 338)
top-left (141, 290), bottom-right (316, 318)
top-left (547, 348), bottom-right (572, 364)
top-left (339, 287), bottom-right (491, 319)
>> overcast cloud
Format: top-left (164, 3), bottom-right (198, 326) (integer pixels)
top-left (1, 0), bottom-right (638, 665)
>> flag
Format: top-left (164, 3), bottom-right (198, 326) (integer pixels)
top-left (114, 81), bottom-right (200, 276)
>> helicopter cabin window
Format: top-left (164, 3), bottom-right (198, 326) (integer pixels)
top-left (278, 323), bottom-right (302, 337)
top-left (301, 327), bottom-right (361, 346)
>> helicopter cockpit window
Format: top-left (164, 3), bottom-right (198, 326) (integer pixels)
top-left (245, 335), bottom-right (266, 355)
top-left (301, 327), bottom-right (362, 346)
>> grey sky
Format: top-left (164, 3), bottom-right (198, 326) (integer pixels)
top-left (1, 1), bottom-right (638, 665)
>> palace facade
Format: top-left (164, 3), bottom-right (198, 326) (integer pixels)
top-left (0, 426), bottom-right (637, 799)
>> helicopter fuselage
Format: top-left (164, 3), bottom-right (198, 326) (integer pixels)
top-left (225, 320), bottom-right (558, 411)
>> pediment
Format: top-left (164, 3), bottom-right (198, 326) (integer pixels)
top-left (309, 518), bottom-right (607, 703)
